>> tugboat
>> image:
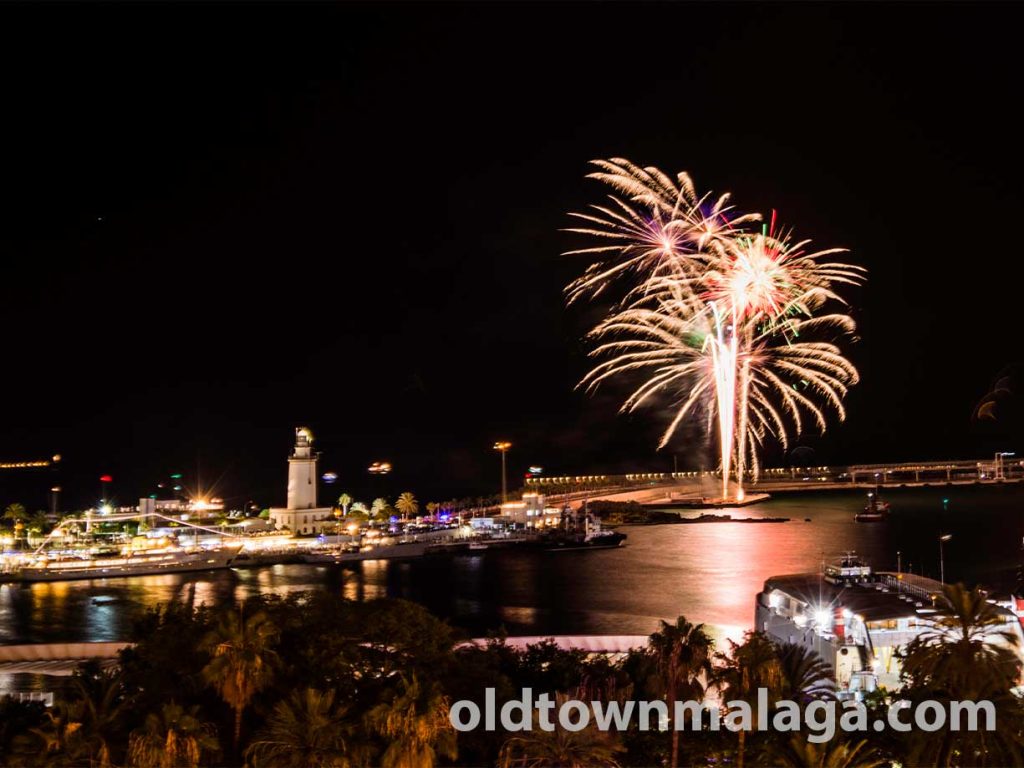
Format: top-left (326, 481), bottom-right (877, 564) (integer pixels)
top-left (536, 503), bottom-right (627, 551)
top-left (855, 488), bottom-right (890, 522)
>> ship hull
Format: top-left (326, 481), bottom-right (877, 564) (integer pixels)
top-left (14, 551), bottom-right (239, 583)
top-left (539, 532), bottom-right (628, 551)
top-left (854, 513), bottom-right (886, 522)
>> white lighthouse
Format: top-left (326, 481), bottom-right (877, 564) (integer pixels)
top-left (269, 427), bottom-right (334, 534)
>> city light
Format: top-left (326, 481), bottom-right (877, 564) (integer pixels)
top-left (368, 461), bottom-right (392, 475)
top-left (0, 457), bottom-right (58, 469)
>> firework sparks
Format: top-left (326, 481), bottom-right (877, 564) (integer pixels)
top-left (569, 159), bottom-right (863, 500)
top-left (562, 158), bottom-right (757, 305)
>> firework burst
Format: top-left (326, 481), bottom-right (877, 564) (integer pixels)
top-left (569, 159), bottom-right (863, 499)
top-left (562, 158), bottom-right (757, 305)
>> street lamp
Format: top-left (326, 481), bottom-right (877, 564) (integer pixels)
top-left (493, 441), bottom-right (512, 504)
top-left (939, 534), bottom-right (952, 584)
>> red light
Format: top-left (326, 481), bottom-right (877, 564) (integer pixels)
top-left (100, 475), bottom-right (113, 483)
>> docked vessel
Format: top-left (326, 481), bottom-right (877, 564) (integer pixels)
top-left (537, 503), bottom-right (628, 550)
top-left (11, 547), bottom-right (241, 582)
top-left (755, 554), bottom-right (1024, 695)
top-left (855, 489), bottom-right (890, 522)
top-left (538, 528), bottom-right (627, 551)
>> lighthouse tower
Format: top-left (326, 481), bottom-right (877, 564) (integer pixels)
top-left (287, 427), bottom-right (318, 510)
top-left (269, 427), bottom-right (334, 534)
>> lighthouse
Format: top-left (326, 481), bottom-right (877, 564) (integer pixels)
top-left (287, 427), bottom-right (318, 510)
top-left (269, 427), bottom-right (334, 534)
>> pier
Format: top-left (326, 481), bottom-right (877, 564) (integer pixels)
top-left (528, 454), bottom-right (1024, 506)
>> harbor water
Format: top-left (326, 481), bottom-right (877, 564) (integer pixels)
top-left (2, 486), bottom-right (1022, 650)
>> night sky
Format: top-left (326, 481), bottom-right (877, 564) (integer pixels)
top-left (2, 3), bottom-right (1022, 511)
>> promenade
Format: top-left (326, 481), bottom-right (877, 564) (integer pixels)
top-left (528, 455), bottom-right (1024, 507)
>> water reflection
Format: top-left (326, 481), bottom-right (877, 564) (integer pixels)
top-left (0, 486), bottom-right (1020, 646)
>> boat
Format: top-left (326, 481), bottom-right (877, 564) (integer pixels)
top-left (538, 529), bottom-right (628, 551)
top-left (855, 489), bottom-right (890, 522)
top-left (532, 503), bottom-right (629, 551)
top-left (754, 555), bottom-right (999, 694)
top-left (12, 547), bottom-right (241, 583)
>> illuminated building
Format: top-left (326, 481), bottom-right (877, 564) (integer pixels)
top-left (268, 427), bottom-right (334, 534)
top-left (499, 493), bottom-right (562, 528)
top-left (755, 555), bottom-right (1023, 694)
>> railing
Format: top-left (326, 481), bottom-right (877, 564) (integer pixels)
top-left (524, 456), bottom-right (1024, 497)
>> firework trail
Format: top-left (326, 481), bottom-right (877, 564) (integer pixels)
top-left (568, 159), bottom-right (863, 500)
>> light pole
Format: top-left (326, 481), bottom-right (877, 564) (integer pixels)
top-left (939, 534), bottom-right (952, 584)
top-left (493, 441), bottom-right (512, 504)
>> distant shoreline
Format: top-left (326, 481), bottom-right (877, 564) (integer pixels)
top-left (588, 500), bottom-right (790, 527)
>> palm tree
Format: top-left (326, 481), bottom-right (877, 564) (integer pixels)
top-left (395, 492), bottom-right (419, 520)
top-left (26, 510), bottom-right (51, 535)
top-left (338, 493), bottom-right (353, 517)
top-left (349, 502), bottom-right (370, 523)
top-left (773, 735), bottom-right (885, 768)
top-left (716, 632), bottom-right (784, 768)
top-left (68, 665), bottom-right (131, 767)
top-left (3, 502), bottom-right (26, 523)
top-left (371, 498), bottom-right (389, 521)
top-left (498, 694), bottom-right (624, 768)
top-left (246, 688), bottom-right (364, 768)
top-left (647, 617), bottom-right (713, 768)
top-left (28, 702), bottom-right (87, 764)
top-left (905, 583), bottom-right (1020, 689)
top-left (126, 702), bottom-right (219, 768)
top-left (426, 502), bottom-right (439, 519)
top-left (201, 608), bottom-right (279, 756)
top-left (774, 642), bottom-right (835, 702)
top-left (899, 583), bottom-right (1024, 766)
top-left (365, 675), bottom-right (456, 768)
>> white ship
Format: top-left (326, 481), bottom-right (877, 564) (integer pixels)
top-left (12, 547), bottom-right (241, 583)
top-left (755, 554), bottom-right (1023, 695)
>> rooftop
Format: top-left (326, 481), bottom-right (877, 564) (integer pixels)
top-left (762, 571), bottom-right (1015, 624)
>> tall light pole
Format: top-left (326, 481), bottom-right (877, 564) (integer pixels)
top-left (493, 441), bottom-right (512, 504)
top-left (896, 550), bottom-right (902, 593)
top-left (939, 534), bottom-right (952, 584)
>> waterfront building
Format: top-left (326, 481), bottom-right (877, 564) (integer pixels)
top-left (138, 497), bottom-right (225, 519)
top-left (268, 427), bottom-right (334, 534)
top-left (499, 493), bottom-right (561, 528)
top-left (755, 555), bottom-right (1024, 694)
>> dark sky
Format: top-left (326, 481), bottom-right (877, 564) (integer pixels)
top-left (1, 2), bottom-right (1022, 511)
